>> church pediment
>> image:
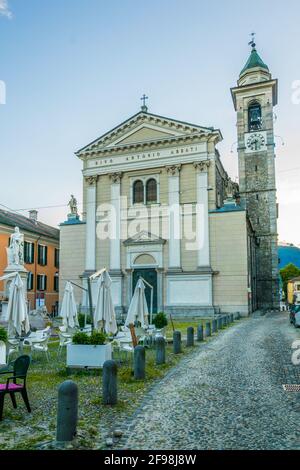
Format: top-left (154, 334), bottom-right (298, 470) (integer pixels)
top-left (124, 230), bottom-right (166, 246)
top-left (112, 125), bottom-right (179, 146)
top-left (76, 111), bottom-right (221, 157)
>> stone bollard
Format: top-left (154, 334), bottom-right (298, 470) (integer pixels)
top-left (102, 360), bottom-right (118, 405)
top-left (156, 337), bottom-right (166, 365)
top-left (186, 327), bottom-right (194, 347)
top-left (212, 319), bottom-right (217, 334)
top-left (134, 346), bottom-right (146, 380)
top-left (197, 325), bottom-right (204, 342)
top-left (173, 331), bottom-right (182, 354)
top-left (205, 322), bottom-right (211, 338)
top-left (56, 380), bottom-right (78, 443)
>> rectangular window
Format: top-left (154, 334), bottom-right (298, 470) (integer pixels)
top-left (27, 272), bottom-right (34, 291)
top-left (38, 245), bottom-right (48, 266)
top-left (54, 248), bottom-right (59, 269)
top-left (37, 274), bottom-right (47, 291)
top-left (54, 274), bottom-right (59, 292)
top-left (24, 241), bottom-right (35, 264)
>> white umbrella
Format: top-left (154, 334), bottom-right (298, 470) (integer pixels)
top-left (6, 273), bottom-right (30, 337)
top-left (94, 270), bottom-right (117, 335)
top-left (60, 281), bottom-right (79, 329)
top-left (125, 278), bottom-right (149, 329)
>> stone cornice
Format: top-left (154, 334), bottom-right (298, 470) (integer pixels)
top-left (78, 132), bottom-right (221, 160)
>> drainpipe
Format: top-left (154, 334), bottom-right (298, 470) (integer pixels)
top-left (34, 235), bottom-right (42, 309)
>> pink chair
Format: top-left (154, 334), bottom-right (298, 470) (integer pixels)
top-left (0, 355), bottom-right (31, 420)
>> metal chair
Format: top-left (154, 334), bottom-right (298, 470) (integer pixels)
top-left (30, 336), bottom-right (50, 362)
top-left (7, 338), bottom-right (20, 362)
top-left (0, 355), bottom-right (31, 420)
top-left (57, 331), bottom-right (72, 357)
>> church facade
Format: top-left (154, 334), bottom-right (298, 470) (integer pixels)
top-left (59, 43), bottom-right (279, 317)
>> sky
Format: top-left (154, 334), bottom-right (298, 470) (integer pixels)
top-left (0, 0), bottom-right (300, 244)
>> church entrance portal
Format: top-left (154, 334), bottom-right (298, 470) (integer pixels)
top-left (132, 268), bottom-right (158, 314)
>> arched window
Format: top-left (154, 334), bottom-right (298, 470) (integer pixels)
top-left (133, 180), bottom-right (144, 204)
top-left (248, 102), bottom-right (262, 132)
top-left (146, 178), bottom-right (157, 203)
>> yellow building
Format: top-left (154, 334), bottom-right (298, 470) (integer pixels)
top-left (287, 277), bottom-right (300, 305)
top-left (0, 209), bottom-right (60, 313)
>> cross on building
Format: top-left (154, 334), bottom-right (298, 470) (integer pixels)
top-left (140, 94), bottom-right (149, 112)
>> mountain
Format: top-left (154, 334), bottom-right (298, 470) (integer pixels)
top-left (278, 244), bottom-right (300, 270)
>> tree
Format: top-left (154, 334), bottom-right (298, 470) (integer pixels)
top-left (280, 263), bottom-right (300, 299)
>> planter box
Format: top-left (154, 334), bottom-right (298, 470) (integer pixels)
top-left (66, 343), bottom-right (112, 369)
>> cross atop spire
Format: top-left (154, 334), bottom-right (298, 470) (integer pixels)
top-left (248, 32), bottom-right (256, 49)
top-left (140, 94), bottom-right (148, 112)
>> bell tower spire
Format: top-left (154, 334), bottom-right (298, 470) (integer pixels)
top-left (231, 41), bottom-right (279, 311)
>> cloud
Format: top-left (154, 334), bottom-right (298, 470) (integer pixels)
top-left (0, 0), bottom-right (12, 18)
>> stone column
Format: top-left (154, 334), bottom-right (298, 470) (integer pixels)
top-left (194, 161), bottom-right (210, 269)
top-left (166, 165), bottom-right (181, 270)
top-left (109, 173), bottom-right (122, 272)
top-left (84, 176), bottom-right (98, 272)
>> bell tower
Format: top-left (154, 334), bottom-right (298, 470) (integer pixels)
top-left (231, 39), bottom-right (279, 311)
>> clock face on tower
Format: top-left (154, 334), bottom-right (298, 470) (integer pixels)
top-left (245, 132), bottom-right (267, 153)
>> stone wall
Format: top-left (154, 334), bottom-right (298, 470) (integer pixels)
top-left (59, 223), bottom-right (86, 306)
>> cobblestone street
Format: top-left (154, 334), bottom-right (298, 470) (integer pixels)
top-left (117, 313), bottom-right (300, 450)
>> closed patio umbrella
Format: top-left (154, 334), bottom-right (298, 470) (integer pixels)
top-left (60, 281), bottom-right (79, 329)
top-left (93, 270), bottom-right (117, 335)
top-left (6, 273), bottom-right (30, 338)
top-left (125, 278), bottom-right (149, 329)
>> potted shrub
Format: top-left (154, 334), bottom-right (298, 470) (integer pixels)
top-left (0, 327), bottom-right (8, 343)
top-left (78, 313), bottom-right (92, 331)
top-left (153, 312), bottom-right (168, 338)
top-left (153, 312), bottom-right (168, 329)
top-left (66, 330), bottom-right (111, 369)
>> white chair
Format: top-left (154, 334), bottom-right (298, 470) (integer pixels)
top-left (0, 341), bottom-right (6, 366)
top-left (118, 338), bottom-right (134, 364)
top-left (31, 336), bottom-right (50, 362)
top-left (7, 338), bottom-right (20, 361)
top-left (57, 331), bottom-right (72, 357)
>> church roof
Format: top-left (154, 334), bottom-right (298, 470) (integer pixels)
top-left (76, 110), bottom-right (222, 156)
top-left (0, 208), bottom-right (59, 240)
top-left (240, 47), bottom-right (269, 77)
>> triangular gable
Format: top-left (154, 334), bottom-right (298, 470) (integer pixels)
top-left (114, 126), bottom-right (178, 145)
top-left (76, 111), bottom-right (218, 156)
top-left (123, 230), bottom-right (166, 246)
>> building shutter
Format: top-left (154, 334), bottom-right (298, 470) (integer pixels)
top-left (31, 243), bottom-right (35, 264)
